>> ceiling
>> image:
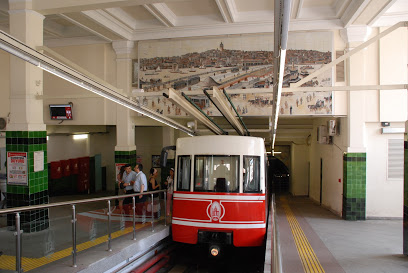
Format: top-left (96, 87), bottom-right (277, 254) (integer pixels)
top-left (0, 0), bottom-right (407, 145)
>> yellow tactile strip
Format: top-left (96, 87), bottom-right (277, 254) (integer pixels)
top-left (281, 197), bottom-right (325, 273)
top-left (0, 220), bottom-right (153, 272)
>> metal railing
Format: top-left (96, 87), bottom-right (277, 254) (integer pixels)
top-left (0, 189), bottom-right (168, 273)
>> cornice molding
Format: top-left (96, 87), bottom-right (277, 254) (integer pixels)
top-left (340, 25), bottom-right (371, 45)
top-left (112, 40), bottom-right (134, 55)
top-left (132, 19), bottom-right (342, 41)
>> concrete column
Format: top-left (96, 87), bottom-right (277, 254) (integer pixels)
top-left (340, 26), bottom-right (371, 220)
top-left (112, 41), bottom-right (137, 184)
top-left (6, 1), bottom-right (49, 232)
top-left (8, 1), bottom-right (45, 131)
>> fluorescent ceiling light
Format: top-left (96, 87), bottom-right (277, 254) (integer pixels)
top-left (73, 134), bottom-right (88, 140)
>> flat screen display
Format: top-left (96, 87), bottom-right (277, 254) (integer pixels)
top-left (49, 104), bottom-right (73, 120)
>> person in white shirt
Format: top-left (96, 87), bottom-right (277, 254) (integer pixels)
top-left (121, 164), bottom-right (137, 206)
top-left (134, 163), bottom-right (148, 222)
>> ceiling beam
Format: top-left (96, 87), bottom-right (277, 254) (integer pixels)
top-left (105, 7), bottom-right (137, 29)
top-left (291, 0), bottom-right (303, 19)
top-left (223, 0), bottom-right (238, 23)
top-left (143, 3), bottom-right (177, 27)
top-left (82, 10), bottom-right (133, 40)
top-left (367, 0), bottom-right (397, 26)
top-left (341, 0), bottom-right (370, 27)
top-left (32, 0), bottom-right (187, 15)
top-left (334, 0), bottom-right (351, 18)
top-left (215, 0), bottom-right (233, 23)
top-left (58, 14), bottom-right (114, 42)
top-left (131, 18), bottom-right (342, 40)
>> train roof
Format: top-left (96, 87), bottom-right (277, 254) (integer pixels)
top-left (176, 135), bottom-right (265, 156)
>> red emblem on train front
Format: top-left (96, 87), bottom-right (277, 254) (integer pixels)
top-left (206, 201), bottom-right (225, 222)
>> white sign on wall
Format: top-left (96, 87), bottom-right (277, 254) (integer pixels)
top-left (34, 151), bottom-right (44, 172)
top-left (7, 152), bottom-right (28, 185)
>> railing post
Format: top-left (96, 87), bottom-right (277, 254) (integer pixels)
top-left (15, 212), bottom-right (22, 273)
top-left (164, 191), bottom-right (167, 226)
top-left (132, 196), bottom-right (136, 240)
top-left (71, 205), bottom-right (77, 267)
top-left (107, 200), bottom-right (112, 251)
top-left (151, 193), bottom-right (154, 232)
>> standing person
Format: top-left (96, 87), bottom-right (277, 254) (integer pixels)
top-left (133, 164), bottom-right (148, 223)
top-left (148, 168), bottom-right (160, 218)
top-left (117, 165), bottom-right (126, 214)
top-left (164, 168), bottom-right (174, 216)
top-left (122, 164), bottom-right (137, 208)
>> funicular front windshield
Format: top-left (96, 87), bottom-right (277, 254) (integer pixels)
top-left (194, 155), bottom-right (239, 192)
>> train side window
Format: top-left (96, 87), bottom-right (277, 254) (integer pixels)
top-left (194, 155), bottom-right (239, 193)
top-left (243, 156), bottom-right (261, 193)
top-left (177, 156), bottom-right (191, 191)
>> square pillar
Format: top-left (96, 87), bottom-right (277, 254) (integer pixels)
top-left (6, 131), bottom-right (48, 232)
top-left (343, 153), bottom-right (366, 220)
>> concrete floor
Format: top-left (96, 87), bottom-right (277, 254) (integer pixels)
top-left (277, 196), bottom-right (408, 273)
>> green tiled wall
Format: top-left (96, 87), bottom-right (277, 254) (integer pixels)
top-left (6, 131), bottom-right (49, 233)
top-left (343, 153), bottom-right (366, 221)
top-left (115, 150), bottom-right (137, 166)
top-left (403, 142), bottom-right (408, 255)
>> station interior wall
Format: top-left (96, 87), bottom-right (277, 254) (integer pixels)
top-left (0, 27), bottom-right (407, 218)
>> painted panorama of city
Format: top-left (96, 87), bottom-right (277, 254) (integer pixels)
top-left (136, 32), bottom-right (333, 117)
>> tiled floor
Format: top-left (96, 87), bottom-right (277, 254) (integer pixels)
top-left (277, 196), bottom-right (408, 273)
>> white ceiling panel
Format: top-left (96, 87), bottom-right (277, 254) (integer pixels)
top-left (235, 0), bottom-right (273, 12)
top-left (166, 0), bottom-right (220, 16)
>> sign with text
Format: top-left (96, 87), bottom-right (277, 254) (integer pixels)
top-left (7, 152), bottom-right (28, 185)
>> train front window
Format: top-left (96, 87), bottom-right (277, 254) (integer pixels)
top-left (243, 156), bottom-right (261, 193)
top-left (177, 156), bottom-right (191, 191)
top-left (194, 155), bottom-right (239, 193)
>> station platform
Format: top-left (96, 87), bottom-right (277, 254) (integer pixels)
top-left (1, 194), bottom-right (407, 273)
top-left (275, 195), bottom-right (408, 273)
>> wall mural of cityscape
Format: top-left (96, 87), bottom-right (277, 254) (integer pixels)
top-left (136, 32), bottom-right (333, 117)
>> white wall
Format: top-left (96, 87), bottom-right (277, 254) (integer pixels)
top-left (47, 135), bottom-right (90, 162)
top-left (0, 51), bottom-right (10, 119)
top-left (290, 143), bottom-right (310, 196)
top-left (43, 43), bottom-right (118, 126)
top-left (135, 126), bottom-right (165, 184)
top-left (89, 126), bottom-right (116, 191)
top-left (309, 117), bottom-right (347, 216)
top-left (379, 27), bottom-right (408, 122)
top-left (365, 122), bottom-right (404, 218)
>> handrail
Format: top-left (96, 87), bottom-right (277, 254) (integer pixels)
top-left (0, 189), bottom-right (166, 215)
top-left (0, 189), bottom-right (169, 273)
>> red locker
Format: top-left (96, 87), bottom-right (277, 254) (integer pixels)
top-left (77, 157), bottom-right (90, 193)
top-left (61, 160), bottom-right (71, 177)
top-left (50, 161), bottom-right (62, 180)
top-left (70, 158), bottom-right (79, 175)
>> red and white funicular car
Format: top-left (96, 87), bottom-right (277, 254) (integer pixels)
top-left (171, 135), bottom-right (267, 253)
